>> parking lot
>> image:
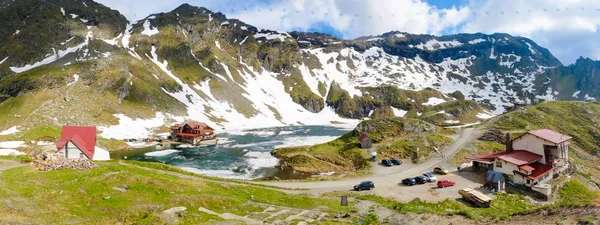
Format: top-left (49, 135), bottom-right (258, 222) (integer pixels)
top-left (360, 163), bottom-right (489, 202)
top-left (262, 128), bottom-right (494, 203)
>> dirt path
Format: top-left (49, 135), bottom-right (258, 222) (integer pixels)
top-left (255, 128), bottom-right (478, 195)
top-left (0, 160), bottom-right (25, 174)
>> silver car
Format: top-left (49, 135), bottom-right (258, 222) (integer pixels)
top-left (423, 173), bottom-right (438, 182)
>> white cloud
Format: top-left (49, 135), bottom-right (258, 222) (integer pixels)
top-left (228, 0), bottom-right (470, 38)
top-left (459, 0), bottom-right (600, 64)
top-left (95, 0), bottom-right (600, 64)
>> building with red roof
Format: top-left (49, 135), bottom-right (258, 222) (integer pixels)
top-left (170, 122), bottom-right (216, 146)
top-left (56, 126), bottom-right (98, 160)
top-left (467, 129), bottom-right (571, 190)
top-left (358, 133), bottom-right (372, 149)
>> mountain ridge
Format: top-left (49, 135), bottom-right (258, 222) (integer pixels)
top-left (0, 1), bottom-right (598, 139)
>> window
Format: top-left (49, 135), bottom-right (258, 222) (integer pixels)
top-left (527, 179), bottom-right (531, 184)
top-left (496, 160), bottom-right (502, 168)
top-left (79, 153), bottom-right (84, 159)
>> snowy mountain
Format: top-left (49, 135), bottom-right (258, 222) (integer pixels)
top-left (0, 1), bottom-right (597, 139)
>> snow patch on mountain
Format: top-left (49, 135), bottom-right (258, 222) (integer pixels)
top-left (66, 74), bottom-right (79, 86)
top-left (304, 48), bottom-right (362, 97)
top-left (468, 38), bottom-right (486, 44)
top-left (254, 32), bottom-right (290, 42)
top-left (536, 87), bottom-right (556, 101)
top-left (0, 57), bottom-right (8, 65)
top-left (102, 33), bottom-right (123, 46)
top-left (0, 126), bottom-right (19, 135)
top-left (391, 107), bottom-right (408, 117)
top-left (572, 90), bottom-right (581, 98)
top-left (215, 40), bottom-right (222, 50)
top-left (416, 39), bottom-right (463, 50)
top-left (423, 97), bottom-right (446, 106)
top-left (0, 141), bottom-right (26, 149)
top-left (489, 47), bottom-right (496, 59)
top-left (499, 54), bottom-right (522, 68)
top-left (10, 31), bottom-right (92, 73)
top-left (141, 19), bottom-right (159, 36)
top-left (584, 94), bottom-right (596, 101)
top-left (476, 112), bottom-right (495, 119)
top-left (99, 112), bottom-right (178, 139)
top-left (0, 149), bottom-right (25, 156)
top-left (366, 37), bottom-right (382, 42)
top-left (298, 63), bottom-right (324, 97)
top-left (525, 42), bottom-right (538, 55)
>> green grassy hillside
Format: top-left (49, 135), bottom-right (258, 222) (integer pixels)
top-left (0, 159), bottom-right (352, 224)
top-left (272, 117), bottom-right (453, 175)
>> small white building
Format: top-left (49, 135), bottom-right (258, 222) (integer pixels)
top-left (55, 126), bottom-right (110, 161)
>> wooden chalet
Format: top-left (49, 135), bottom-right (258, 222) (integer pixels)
top-left (170, 122), bottom-right (216, 146)
top-left (358, 133), bottom-right (373, 149)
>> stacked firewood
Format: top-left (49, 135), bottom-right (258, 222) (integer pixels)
top-left (31, 152), bottom-right (97, 171)
top-left (477, 129), bottom-right (506, 144)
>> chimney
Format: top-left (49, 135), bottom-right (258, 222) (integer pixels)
top-left (505, 133), bottom-right (513, 152)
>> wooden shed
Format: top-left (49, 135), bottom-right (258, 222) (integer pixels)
top-left (358, 133), bottom-right (372, 149)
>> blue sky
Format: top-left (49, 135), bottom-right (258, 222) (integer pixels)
top-left (97, 0), bottom-right (600, 65)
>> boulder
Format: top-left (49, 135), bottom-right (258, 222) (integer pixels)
top-left (159, 207), bottom-right (187, 224)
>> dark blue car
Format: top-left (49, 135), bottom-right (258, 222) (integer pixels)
top-left (354, 181), bottom-right (375, 191)
top-left (381, 159), bottom-right (393, 167)
top-left (402, 178), bottom-right (416, 186)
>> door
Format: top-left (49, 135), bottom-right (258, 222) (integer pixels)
top-left (543, 145), bottom-right (552, 165)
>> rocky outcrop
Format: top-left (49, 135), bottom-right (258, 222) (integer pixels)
top-left (159, 206), bottom-right (187, 224)
top-left (301, 98), bottom-right (324, 113)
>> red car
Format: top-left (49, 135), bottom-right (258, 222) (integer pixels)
top-left (437, 180), bottom-right (456, 188)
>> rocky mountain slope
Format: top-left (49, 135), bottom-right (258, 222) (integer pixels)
top-left (0, 0), bottom-right (597, 139)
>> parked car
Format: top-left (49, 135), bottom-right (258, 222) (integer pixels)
top-left (434, 167), bottom-right (449, 175)
top-left (422, 173), bottom-right (438, 182)
top-left (437, 180), bottom-right (456, 188)
top-left (354, 181), bottom-right (375, 191)
top-left (381, 159), bottom-right (393, 167)
top-left (390, 158), bottom-right (402, 165)
top-left (402, 178), bottom-right (416, 186)
top-left (413, 176), bottom-right (427, 184)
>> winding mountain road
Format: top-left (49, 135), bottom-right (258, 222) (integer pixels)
top-left (257, 128), bottom-right (478, 196)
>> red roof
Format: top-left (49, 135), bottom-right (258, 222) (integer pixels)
top-left (519, 164), bottom-right (535, 172)
top-left (56, 126), bottom-right (96, 159)
top-left (466, 152), bottom-right (507, 162)
top-left (523, 129), bottom-right (572, 144)
top-left (498, 150), bottom-right (542, 166)
top-left (514, 162), bottom-right (553, 180)
top-left (358, 133), bottom-right (371, 142)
